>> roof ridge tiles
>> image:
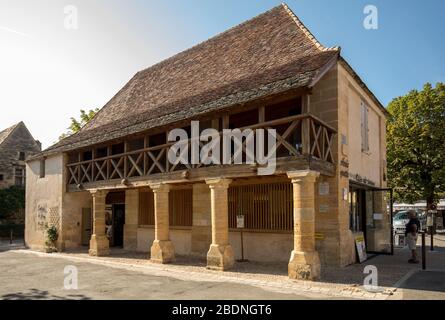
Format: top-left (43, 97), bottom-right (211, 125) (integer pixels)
top-left (281, 3), bottom-right (339, 52)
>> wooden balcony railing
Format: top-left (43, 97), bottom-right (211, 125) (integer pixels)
top-left (66, 114), bottom-right (336, 186)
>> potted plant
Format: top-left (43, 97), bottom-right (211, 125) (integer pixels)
top-left (45, 224), bottom-right (58, 253)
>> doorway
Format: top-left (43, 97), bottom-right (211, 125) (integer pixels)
top-left (364, 189), bottom-right (393, 254)
top-left (349, 185), bottom-right (393, 255)
top-left (112, 204), bottom-right (125, 247)
top-left (81, 208), bottom-right (92, 246)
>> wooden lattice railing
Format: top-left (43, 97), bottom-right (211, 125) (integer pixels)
top-left (66, 114), bottom-right (336, 186)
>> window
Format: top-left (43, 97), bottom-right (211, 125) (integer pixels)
top-left (349, 190), bottom-right (361, 232)
top-left (138, 188), bottom-right (193, 227)
top-left (139, 190), bottom-right (155, 225)
top-left (15, 167), bottom-right (25, 187)
top-left (228, 182), bottom-right (293, 231)
top-left (18, 151), bottom-right (26, 161)
top-left (39, 159), bottom-right (46, 178)
top-left (361, 101), bottom-right (369, 152)
top-left (0, 174), bottom-right (4, 181)
top-left (169, 189), bottom-right (193, 227)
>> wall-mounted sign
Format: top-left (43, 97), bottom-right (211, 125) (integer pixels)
top-left (319, 204), bottom-right (329, 213)
top-left (349, 173), bottom-right (376, 187)
top-left (355, 235), bottom-right (367, 263)
top-left (318, 182), bottom-right (330, 196)
top-left (427, 215), bottom-right (434, 227)
top-left (436, 217), bottom-right (443, 229)
top-left (373, 213), bottom-right (383, 220)
top-left (315, 233), bottom-right (324, 240)
top-left (343, 188), bottom-right (348, 201)
top-left (236, 215), bottom-right (245, 229)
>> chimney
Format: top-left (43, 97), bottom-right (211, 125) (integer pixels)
top-left (35, 140), bottom-right (42, 151)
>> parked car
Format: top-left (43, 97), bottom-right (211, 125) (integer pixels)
top-left (393, 210), bottom-right (426, 235)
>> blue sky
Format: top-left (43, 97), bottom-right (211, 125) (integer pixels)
top-left (0, 0), bottom-right (444, 147)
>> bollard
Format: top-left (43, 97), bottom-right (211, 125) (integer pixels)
top-left (430, 226), bottom-right (434, 251)
top-left (10, 229), bottom-right (13, 245)
top-left (421, 232), bottom-right (426, 270)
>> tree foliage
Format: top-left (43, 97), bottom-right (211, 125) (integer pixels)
top-left (59, 108), bottom-right (99, 140)
top-left (0, 186), bottom-right (25, 220)
top-left (387, 83), bottom-right (445, 206)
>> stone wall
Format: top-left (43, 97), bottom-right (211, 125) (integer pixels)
top-left (339, 63), bottom-right (387, 188)
top-left (136, 226), bottom-right (292, 263)
top-left (310, 63), bottom-right (354, 266)
top-left (308, 61), bottom-right (388, 267)
top-left (62, 190), bottom-right (91, 249)
top-left (26, 154), bottom-right (92, 251)
top-left (25, 155), bottom-right (64, 251)
top-left (0, 122), bottom-right (41, 189)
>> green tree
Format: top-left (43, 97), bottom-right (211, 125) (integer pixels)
top-left (387, 83), bottom-right (445, 207)
top-left (0, 187), bottom-right (25, 220)
top-left (59, 108), bottom-right (99, 140)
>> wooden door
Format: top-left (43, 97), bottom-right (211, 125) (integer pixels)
top-left (81, 208), bottom-right (92, 246)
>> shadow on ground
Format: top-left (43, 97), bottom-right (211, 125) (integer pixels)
top-left (399, 271), bottom-right (445, 293)
top-left (59, 235), bottom-right (445, 291)
top-left (1, 288), bottom-right (91, 300)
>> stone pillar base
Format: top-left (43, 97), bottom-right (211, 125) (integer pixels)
top-left (89, 235), bottom-right (110, 256)
top-left (150, 240), bottom-right (175, 263)
top-left (288, 250), bottom-right (321, 280)
top-left (206, 244), bottom-right (234, 271)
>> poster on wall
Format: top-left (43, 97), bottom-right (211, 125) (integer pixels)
top-left (236, 215), bottom-right (245, 229)
top-left (355, 235), bottom-right (368, 263)
top-left (436, 217), bottom-right (443, 229)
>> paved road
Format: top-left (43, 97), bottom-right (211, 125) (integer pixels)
top-left (395, 271), bottom-right (445, 300)
top-left (0, 250), bottom-right (329, 300)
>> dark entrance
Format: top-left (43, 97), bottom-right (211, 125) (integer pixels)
top-left (349, 183), bottom-right (394, 255)
top-left (112, 204), bottom-right (125, 247)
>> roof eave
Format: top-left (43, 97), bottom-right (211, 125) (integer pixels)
top-left (338, 56), bottom-right (388, 117)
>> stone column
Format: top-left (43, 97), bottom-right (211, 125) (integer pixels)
top-left (205, 178), bottom-right (234, 271)
top-left (287, 170), bottom-right (320, 280)
top-left (149, 183), bottom-right (175, 263)
top-left (124, 189), bottom-right (139, 250)
top-left (89, 189), bottom-right (110, 256)
top-left (191, 183), bottom-right (212, 256)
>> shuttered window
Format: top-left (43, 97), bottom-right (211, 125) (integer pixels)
top-left (361, 101), bottom-right (369, 152)
top-left (169, 189), bottom-right (193, 227)
top-left (228, 182), bottom-right (293, 231)
top-left (139, 190), bottom-right (155, 225)
top-left (138, 188), bottom-right (192, 227)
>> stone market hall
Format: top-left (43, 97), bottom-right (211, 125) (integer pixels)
top-left (25, 4), bottom-right (391, 280)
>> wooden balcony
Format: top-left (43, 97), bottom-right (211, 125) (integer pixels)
top-left (66, 113), bottom-right (336, 191)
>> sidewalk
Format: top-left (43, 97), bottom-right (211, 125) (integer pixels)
top-left (7, 233), bottom-right (444, 300)
top-left (13, 248), bottom-right (397, 300)
top-left (0, 239), bottom-right (25, 251)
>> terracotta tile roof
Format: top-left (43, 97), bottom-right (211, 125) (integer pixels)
top-left (40, 3), bottom-right (339, 157)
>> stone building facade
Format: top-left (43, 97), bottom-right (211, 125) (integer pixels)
top-left (25, 4), bottom-right (390, 281)
top-left (0, 122), bottom-right (41, 190)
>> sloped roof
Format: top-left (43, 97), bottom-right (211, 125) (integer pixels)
top-left (40, 3), bottom-right (340, 157)
top-left (0, 122), bottom-right (21, 147)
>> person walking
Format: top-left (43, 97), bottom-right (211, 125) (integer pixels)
top-left (405, 210), bottom-right (421, 263)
